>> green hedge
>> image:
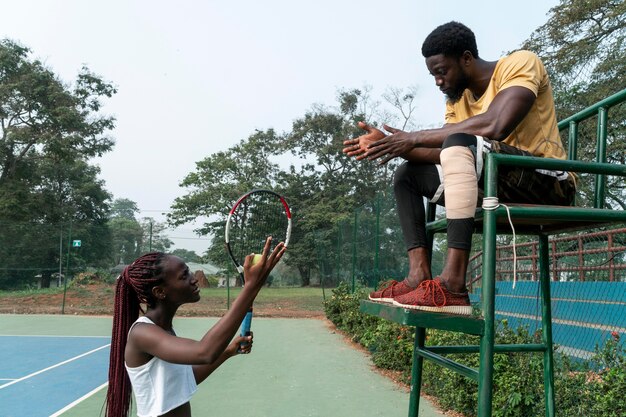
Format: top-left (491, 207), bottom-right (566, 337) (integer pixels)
top-left (324, 283), bottom-right (626, 417)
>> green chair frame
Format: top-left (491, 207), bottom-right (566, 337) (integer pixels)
top-left (361, 88), bottom-right (626, 417)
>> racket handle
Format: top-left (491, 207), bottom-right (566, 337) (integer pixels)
top-left (238, 308), bottom-right (253, 352)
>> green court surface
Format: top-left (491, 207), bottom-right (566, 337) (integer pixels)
top-left (1, 315), bottom-right (445, 417)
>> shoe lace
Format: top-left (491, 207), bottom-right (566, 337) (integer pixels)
top-left (419, 280), bottom-right (447, 307)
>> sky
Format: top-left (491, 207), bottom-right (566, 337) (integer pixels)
top-left (1, 0), bottom-right (559, 253)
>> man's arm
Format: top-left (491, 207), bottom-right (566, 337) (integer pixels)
top-left (366, 86), bottom-right (536, 164)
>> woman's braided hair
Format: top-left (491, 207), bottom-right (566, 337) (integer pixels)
top-left (105, 252), bottom-right (168, 417)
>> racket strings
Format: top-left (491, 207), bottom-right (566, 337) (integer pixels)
top-left (228, 193), bottom-right (289, 264)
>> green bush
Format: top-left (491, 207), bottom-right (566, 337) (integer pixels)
top-left (205, 274), bottom-right (219, 288)
top-left (71, 268), bottom-right (116, 286)
top-left (324, 283), bottom-right (626, 417)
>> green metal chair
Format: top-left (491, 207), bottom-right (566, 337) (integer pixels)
top-left (361, 88), bottom-right (626, 417)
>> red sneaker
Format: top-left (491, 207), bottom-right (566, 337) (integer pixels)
top-left (368, 280), bottom-right (415, 303)
top-left (392, 278), bottom-right (472, 315)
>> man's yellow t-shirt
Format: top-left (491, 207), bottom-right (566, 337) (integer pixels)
top-left (444, 50), bottom-right (566, 160)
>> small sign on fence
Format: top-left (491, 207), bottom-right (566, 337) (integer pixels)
top-left (72, 240), bottom-right (81, 247)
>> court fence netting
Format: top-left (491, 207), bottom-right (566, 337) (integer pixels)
top-left (311, 188), bottom-right (626, 369)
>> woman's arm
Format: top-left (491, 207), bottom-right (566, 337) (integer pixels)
top-left (129, 239), bottom-right (285, 366)
top-left (191, 334), bottom-right (252, 383)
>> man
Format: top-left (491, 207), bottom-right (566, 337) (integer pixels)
top-left (342, 21), bottom-right (575, 315)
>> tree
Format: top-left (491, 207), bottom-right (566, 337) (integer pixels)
top-left (110, 198), bottom-right (139, 220)
top-left (139, 217), bottom-right (173, 253)
top-left (108, 216), bottom-right (143, 265)
top-left (0, 39), bottom-right (116, 289)
top-left (169, 88), bottom-right (407, 287)
top-left (277, 89), bottom-right (399, 285)
top-left (170, 249), bottom-right (203, 263)
top-left (168, 129), bottom-right (282, 273)
top-left (0, 40), bottom-right (115, 186)
top-left (522, 0), bottom-right (626, 208)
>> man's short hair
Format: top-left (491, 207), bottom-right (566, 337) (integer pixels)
top-left (421, 21), bottom-right (479, 59)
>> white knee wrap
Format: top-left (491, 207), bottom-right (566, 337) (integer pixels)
top-left (440, 146), bottom-right (478, 219)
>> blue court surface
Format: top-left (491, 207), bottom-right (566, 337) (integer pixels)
top-left (0, 315), bottom-right (446, 417)
top-left (0, 335), bottom-right (110, 417)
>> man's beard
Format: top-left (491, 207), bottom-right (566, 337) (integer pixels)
top-left (446, 71), bottom-right (470, 103)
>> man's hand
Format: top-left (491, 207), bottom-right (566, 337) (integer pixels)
top-left (342, 121), bottom-right (386, 161)
top-left (366, 125), bottom-right (417, 164)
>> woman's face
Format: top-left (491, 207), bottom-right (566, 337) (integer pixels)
top-left (160, 255), bottom-right (201, 305)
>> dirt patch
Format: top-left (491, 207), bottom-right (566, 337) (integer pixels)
top-left (0, 283), bottom-right (325, 318)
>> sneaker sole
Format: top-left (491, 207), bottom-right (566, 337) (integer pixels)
top-left (392, 300), bottom-right (472, 316)
top-left (368, 295), bottom-right (395, 303)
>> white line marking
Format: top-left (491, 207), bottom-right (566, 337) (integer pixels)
top-left (0, 335), bottom-right (109, 338)
top-left (0, 344), bottom-right (110, 390)
top-left (49, 381), bottom-right (108, 417)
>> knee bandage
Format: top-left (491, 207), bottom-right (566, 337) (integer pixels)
top-left (440, 146), bottom-right (478, 219)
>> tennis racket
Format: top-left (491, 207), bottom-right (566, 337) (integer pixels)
top-left (225, 189), bottom-right (292, 352)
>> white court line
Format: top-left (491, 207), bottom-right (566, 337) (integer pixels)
top-left (49, 381), bottom-right (108, 417)
top-left (0, 335), bottom-right (109, 338)
top-left (0, 344), bottom-right (110, 390)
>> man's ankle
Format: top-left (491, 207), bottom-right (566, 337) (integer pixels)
top-left (439, 278), bottom-right (467, 294)
top-left (404, 276), bottom-right (430, 288)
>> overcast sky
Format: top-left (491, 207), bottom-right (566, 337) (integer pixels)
top-left (2, 0), bottom-right (559, 253)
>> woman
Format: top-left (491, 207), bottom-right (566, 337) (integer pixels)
top-left (106, 237), bottom-right (285, 416)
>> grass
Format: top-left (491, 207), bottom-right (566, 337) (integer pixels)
top-left (204, 286), bottom-right (328, 311)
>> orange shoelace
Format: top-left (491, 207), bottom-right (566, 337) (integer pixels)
top-left (418, 279), bottom-right (447, 307)
top-left (377, 279), bottom-right (398, 292)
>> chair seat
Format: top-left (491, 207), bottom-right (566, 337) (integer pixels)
top-left (360, 300), bottom-right (484, 335)
top-left (427, 204), bottom-right (626, 235)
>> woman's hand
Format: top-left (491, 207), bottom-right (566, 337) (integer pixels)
top-left (243, 237), bottom-right (286, 289)
top-left (227, 333), bottom-right (253, 356)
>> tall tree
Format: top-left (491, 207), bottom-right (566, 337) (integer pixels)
top-left (139, 217), bottom-right (173, 253)
top-left (170, 249), bottom-right (203, 263)
top-left (108, 198), bottom-right (143, 265)
top-left (278, 89), bottom-right (395, 285)
top-left (0, 39), bottom-right (116, 289)
top-left (168, 88), bottom-right (412, 286)
top-left (523, 0), bottom-right (626, 208)
top-left (168, 129), bottom-right (282, 273)
top-left (110, 198), bottom-right (140, 220)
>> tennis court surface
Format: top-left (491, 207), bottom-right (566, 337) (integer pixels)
top-left (0, 315), bottom-right (445, 417)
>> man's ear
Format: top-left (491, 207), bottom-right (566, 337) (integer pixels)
top-left (461, 50), bottom-right (474, 66)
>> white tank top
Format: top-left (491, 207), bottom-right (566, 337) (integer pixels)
top-left (125, 316), bottom-right (198, 417)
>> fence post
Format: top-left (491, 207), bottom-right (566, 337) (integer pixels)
top-left (336, 223), bottom-right (342, 286)
top-left (551, 240), bottom-right (558, 281)
top-left (578, 236), bottom-right (584, 282)
top-left (149, 220), bottom-right (153, 252)
top-left (351, 209), bottom-right (358, 293)
top-left (609, 232), bottom-right (614, 282)
top-left (62, 220), bottom-right (72, 314)
top-left (374, 193), bottom-right (380, 285)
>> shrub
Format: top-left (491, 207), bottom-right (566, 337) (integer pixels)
top-left (324, 283), bottom-right (626, 417)
top-left (71, 268), bottom-right (116, 286)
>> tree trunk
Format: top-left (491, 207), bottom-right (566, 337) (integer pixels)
top-left (40, 271), bottom-right (51, 289)
top-left (298, 266), bottom-right (310, 287)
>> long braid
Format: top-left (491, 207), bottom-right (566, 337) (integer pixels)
top-left (105, 252), bottom-right (167, 417)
